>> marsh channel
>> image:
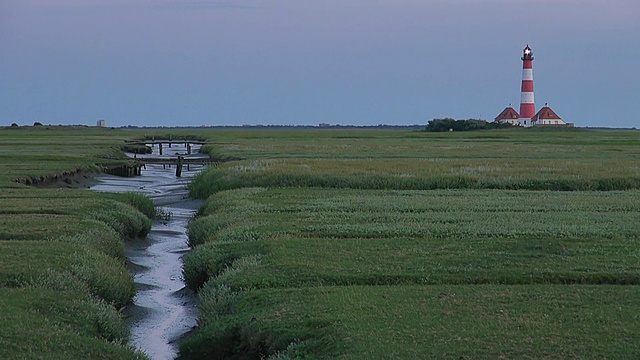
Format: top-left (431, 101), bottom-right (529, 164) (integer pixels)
top-left (91, 143), bottom-right (207, 359)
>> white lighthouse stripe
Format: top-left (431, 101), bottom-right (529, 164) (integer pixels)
top-left (520, 92), bottom-right (535, 103)
top-left (521, 69), bottom-right (533, 80)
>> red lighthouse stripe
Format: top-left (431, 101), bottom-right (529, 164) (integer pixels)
top-left (520, 103), bottom-right (535, 118)
top-left (521, 80), bottom-right (534, 92)
top-left (522, 59), bottom-right (533, 69)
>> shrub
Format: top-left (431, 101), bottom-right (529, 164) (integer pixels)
top-left (424, 118), bottom-right (513, 132)
top-left (197, 283), bottom-right (240, 327)
top-left (58, 224), bottom-right (125, 260)
top-left (106, 192), bottom-right (158, 219)
top-left (183, 245), bottom-right (262, 291)
top-left (183, 243), bottom-right (223, 290)
top-left (120, 144), bottom-right (152, 154)
top-left (25, 274), bottom-right (131, 344)
top-left (187, 215), bottom-right (220, 247)
top-left (28, 269), bottom-right (90, 295)
top-left (215, 223), bottom-right (264, 244)
top-left (208, 255), bottom-right (262, 289)
top-left (88, 200), bottom-right (151, 239)
top-left (73, 298), bottom-right (130, 342)
top-left (199, 144), bottom-right (241, 161)
top-left (71, 248), bottom-right (135, 308)
top-left (121, 192), bottom-right (157, 219)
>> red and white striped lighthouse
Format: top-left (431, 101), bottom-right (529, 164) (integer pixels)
top-left (519, 44), bottom-right (535, 126)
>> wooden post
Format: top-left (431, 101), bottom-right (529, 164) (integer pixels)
top-left (169, 135), bottom-right (172, 148)
top-left (176, 156), bottom-right (183, 177)
top-left (187, 162), bottom-right (190, 171)
top-left (187, 143), bottom-right (192, 155)
top-left (159, 143), bottom-right (163, 155)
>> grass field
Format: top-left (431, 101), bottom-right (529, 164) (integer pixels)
top-left (181, 127), bottom-right (640, 358)
top-left (0, 190), bottom-right (155, 358)
top-left (190, 128), bottom-right (640, 196)
top-left (0, 125), bottom-right (204, 186)
top-left (2, 125), bottom-right (640, 358)
top-left (0, 126), bottom-right (165, 359)
top-left (0, 126), bottom-right (126, 186)
top-left (180, 285), bottom-right (640, 359)
top-left (185, 188), bottom-right (640, 289)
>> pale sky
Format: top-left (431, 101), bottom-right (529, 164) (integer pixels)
top-left (1, 0), bottom-right (639, 127)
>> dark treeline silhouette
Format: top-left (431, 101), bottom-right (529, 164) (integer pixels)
top-left (425, 118), bottom-right (513, 132)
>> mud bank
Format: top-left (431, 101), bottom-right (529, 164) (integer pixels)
top-left (18, 167), bottom-right (100, 188)
top-left (91, 143), bottom-right (207, 360)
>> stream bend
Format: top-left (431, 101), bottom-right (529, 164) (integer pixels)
top-left (91, 143), bottom-right (204, 360)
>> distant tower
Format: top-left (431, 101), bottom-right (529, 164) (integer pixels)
top-left (518, 45), bottom-right (535, 126)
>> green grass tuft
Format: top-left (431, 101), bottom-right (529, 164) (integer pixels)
top-left (88, 200), bottom-right (152, 239)
top-left (71, 248), bottom-right (135, 308)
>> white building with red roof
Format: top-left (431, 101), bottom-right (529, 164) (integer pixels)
top-left (494, 105), bottom-right (520, 125)
top-left (531, 103), bottom-right (569, 126)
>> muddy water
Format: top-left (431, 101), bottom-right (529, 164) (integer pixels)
top-left (91, 143), bottom-right (206, 360)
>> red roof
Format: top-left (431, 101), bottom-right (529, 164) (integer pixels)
top-left (494, 106), bottom-right (520, 122)
top-left (532, 105), bottom-right (562, 121)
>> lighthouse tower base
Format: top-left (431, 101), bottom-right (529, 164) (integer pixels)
top-left (518, 118), bottom-right (533, 127)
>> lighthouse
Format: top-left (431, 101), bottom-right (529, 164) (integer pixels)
top-left (518, 45), bottom-right (535, 126)
top-left (494, 45), bottom-right (573, 127)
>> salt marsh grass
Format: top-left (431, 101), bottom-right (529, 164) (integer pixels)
top-left (185, 188), bottom-right (640, 291)
top-left (179, 284), bottom-right (640, 359)
top-left (0, 288), bottom-right (147, 359)
top-left (190, 128), bottom-right (640, 196)
top-left (182, 187), bottom-right (640, 357)
top-left (0, 126), bottom-right (164, 358)
top-left (181, 127), bottom-right (640, 358)
top-left (3, 126), bottom-right (640, 358)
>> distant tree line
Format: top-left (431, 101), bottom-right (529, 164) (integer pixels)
top-left (424, 118), bottom-right (513, 132)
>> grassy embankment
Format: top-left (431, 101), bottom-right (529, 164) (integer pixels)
top-left (0, 126), bottom-right (173, 359)
top-left (181, 127), bottom-right (640, 358)
top-left (190, 127), bottom-right (640, 195)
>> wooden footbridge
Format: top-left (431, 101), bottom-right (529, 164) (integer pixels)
top-left (103, 157), bottom-right (214, 178)
top-left (125, 139), bottom-right (216, 155)
top-left (104, 140), bottom-right (218, 178)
